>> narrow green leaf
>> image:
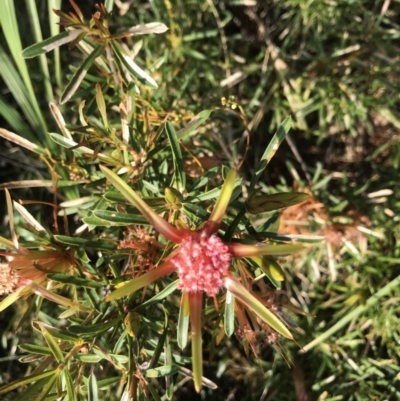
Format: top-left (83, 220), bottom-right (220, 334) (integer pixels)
top-left (92, 348), bottom-right (129, 365)
top-left (0, 286), bottom-right (28, 312)
top-left (165, 121), bottom-right (186, 190)
top-left (48, 0), bottom-right (62, 89)
top-left (165, 333), bottom-right (174, 400)
top-left (177, 292), bottom-right (189, 349)
top-left (248, 117), bottom-right (291, 194)
top-left (229, 243), bottom-right (304, 257)
top-left (60, 44), bottom-right (105, 104)
top-left (40, 326), bottom-right (65, 363)
top-left (147, 383), bottom-right (163, 401)
top-left (68, 318), bottom-right (122, 338)
top-left (12, 377), bottom-right (53, 401)
top-left (48, 133), bottom-right (112, 162)
top-left (35, 370), bottom-right (58, 401)
top-left (88, 377), bottom-right (121, 390)
top-left (259, 256), bottom-right (285, 281)
top-left (136, 280), bottom-right (179, 310)
top-left (54, 235), bottom-right (117, 251)
top-left (149, 325), bottom-right (169, 369)
top-left (104, 0), bottom-right (115, 12)
top-left (32, 322), bottom-right (80, 342)
top-left (189, 291), bottom-right (203, 393)
top-left (0, 45), bottom-right (45, 142)
top-left (19, 344), bottom-right (52, 356)
top-left (111, 42), bottom-right (158, 87)
top-left (176, 110), bottom-right (212, 140)
top-left (0, 369), bottom-right (57, 395)
top-left (0, 95), bottom-right (35, 141)
top-left (104, 191), bottom-right (166, 207)
top-left (93, 210), bottom-right (148, 225)
top-left (48, 273), bottom-right (106, 288)
top-left (88, 373), bottom-right (99, 401)
top-left (21, 30), bottom-right (84, 59)
top-left (63, 369), bottom-right (77, 401)
top-left (225, 277), bottom-right (293, 339)
top-left (0, 0), bottom-right (48, 141)
top-left (224, 291), bottom-right (235, 337)
top-left (73, 354), bottom-right (103, 363)
top-left (95, 83), bottom-right (109, 129)
top-left (105, 262), bottom-right (175, 301)
top-left (257, 232), bottom-right (325, 244)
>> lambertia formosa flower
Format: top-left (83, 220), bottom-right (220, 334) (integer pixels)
top-left (100, 165), bottom-right (303, 392)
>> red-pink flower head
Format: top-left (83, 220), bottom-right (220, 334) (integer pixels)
top-left (172, 230), bottom-right (232, 295)
top-left (100, 165), bottom-right (302, 393)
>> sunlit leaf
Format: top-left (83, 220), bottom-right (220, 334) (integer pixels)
top-left (128, 22), bottom-right (168, 35)
top-left (39, 325), bottom-right (65, 363)
top-left (224, 291), bottom-right (235, 336)
top-left (63, 369), bottom-right (76, 401)
top-left (225, 277), bottom-right (293, 339)
top-left (88, 373), bottom-right (99, 401)
top-left (92, 210), bottom-right (148, 225)
top-left (177, 291), bottom-right (189, 349)
top-left (105, 262), bottom-right (176, 301)
top-left (111, 42), bottom-right (158, 88)
top-left (21, 30), bottom-right (84, 58)
top-left (60, 44), bottom-right (105, 104)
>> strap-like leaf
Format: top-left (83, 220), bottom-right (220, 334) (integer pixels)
top-left (225, 277), bottom-right (293, 339)
top-left (21, 30), bottom-right (84, 59)
top-left (39, 325), bottom-right (65, 363)
top-left (88, 373), bottom-right (99, 401)
top-left (165, 121), bottom-right (186, 191)
top-left (224, 291), bottom-right (235, 337)
top-left (111, 42), bottom-right (158, 88)
top-left (177, 292), bottom-right (190, 349)
top-left (60, 44), bottom-right (105, 104)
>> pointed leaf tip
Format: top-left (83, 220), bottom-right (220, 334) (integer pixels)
top-left (225, 277), bottom-right (293, 339)
top-left (207, 169), bottom-right (237, 232)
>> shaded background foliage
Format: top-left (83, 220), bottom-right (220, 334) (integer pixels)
top-left (1, 0), bottom-right (400, 400)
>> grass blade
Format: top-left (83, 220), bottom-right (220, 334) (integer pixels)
top-left (248, 117), bottom-right (291, 194)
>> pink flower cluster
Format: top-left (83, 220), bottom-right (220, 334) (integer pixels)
top-left (172, 230), bottom-right (232, 295)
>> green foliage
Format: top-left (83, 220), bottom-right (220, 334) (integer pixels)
top-left (0, 1), bottom-right (399, 400)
